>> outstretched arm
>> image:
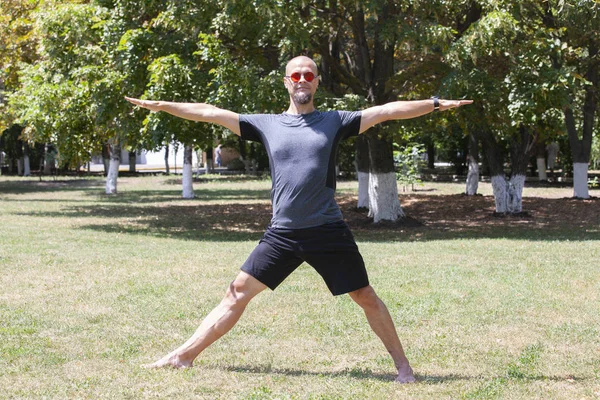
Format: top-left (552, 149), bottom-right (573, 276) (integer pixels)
top-left (359, 98), bottom-right (473, 134)
top-left (124, 97), bottom-right (241, 136)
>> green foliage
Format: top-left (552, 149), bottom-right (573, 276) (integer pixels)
top-left (394, 144), bottom-right (425, 189)
top-left (144, 54), bottom-right (206, 149)
top-left (3, 0), bottom-right (599, 177)
top-left (8, 2), bottom-right (107, 167)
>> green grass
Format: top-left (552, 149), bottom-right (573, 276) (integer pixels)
top-left (0, 175), bottom-right (599, 399)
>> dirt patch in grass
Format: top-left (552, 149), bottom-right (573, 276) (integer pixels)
top-left (135, 193), bottom-right (599, 240)
top-left (337, 194), bottom-right (600, 239)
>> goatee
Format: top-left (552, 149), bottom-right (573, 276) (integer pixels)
top-left (293, 92), bottom-right (312, 105)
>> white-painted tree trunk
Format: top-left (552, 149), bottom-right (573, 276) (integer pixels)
top-left (491, 174), bottom-right (509, 213)
top-left (182, 164), bottom-right (194, 198)
top-left (182, 145), bottom-right (194, 198)
top-left (536, 158), bottom-right (547, 181)
top-left (357, 171), bottom-right (370, 208)
top-left (367, 172), bottom-right (404, 223)
top-left (105, 159), bottom-right (119, 194)
top-left (17, 158), bottom-right (23, 176)
top-left (43, 144), bottom-right (52, 174)
top-left (508, 174), bottom-right (526, 213)
top-left (491, 174), bottom-right (526, 213)
top-left (573, 162), bottom-right (589, 199)
top-left (23, 155), bottom-right (31, 176)
top-left (465, 155), bottom-right (479, 195)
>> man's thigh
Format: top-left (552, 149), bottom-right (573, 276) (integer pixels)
top-left (300, 223), bottom-right (369, 296)
top-left (240, 239), bottom-right (303, 291)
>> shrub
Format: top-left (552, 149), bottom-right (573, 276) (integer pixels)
top-left (227, 158), bottom-right (246, 171)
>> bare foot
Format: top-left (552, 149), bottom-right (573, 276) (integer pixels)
top-left (395, 363), bottom-right (416, 383)
top-left (143, 352), bottom-right (193, 369)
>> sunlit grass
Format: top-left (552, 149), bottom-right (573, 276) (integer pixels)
top-left (0, 175), bottom-right (598, 399)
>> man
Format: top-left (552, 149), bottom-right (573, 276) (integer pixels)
top-left (125, 55), bottom-right (472, 383)
top-left (214, 144), bottom-right (222, 167)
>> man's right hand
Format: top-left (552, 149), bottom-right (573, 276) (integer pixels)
top-left (125, 97), bottom-right (162, 112)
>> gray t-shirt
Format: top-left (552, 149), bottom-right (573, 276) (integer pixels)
top-left (239, 110), bottom-right (362, 229)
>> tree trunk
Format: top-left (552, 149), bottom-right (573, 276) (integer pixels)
top-left (564, 41), bottom-right (597, 198)
top-left (182, 145), bottom-right (194, 199)
top-left (164, 143), bottom-right (170, 174)
top-left (491, 175), bottom-right (527, 214)
top-left (480, 128), bottom-right (508, 213)
top-left (249, 143), bottom-right (257, 174)
top-left (355, 135), bottom-right (370, 209)
top-left (17, 157), bottom-right (23, 176)
top-left (173, 146), bottom-right (178, 174)
top-left (465, 133), bottom-right (479, 195)
top-left (205, 146), bottom-right (213, 174)
top-left (506, 125), bottom-right (535, 213)
top-left (43, 144), bottom-right (52, 175)
top-left (128, 151), bottom-right (136, 173)
top-left (23, 155), bottom-right (30, 176)
top-left (238, 137), bottom-right (250, 173)
top-left (426, 139), bottom-right (435, 170)
top-left (195, 150), bottom-right (202, 177)
top-left (102, 142), bottom-right (110, 177)
top-left (21, 141), bottom-right (31, 177)
top-left (573, 163), bottom-right (589, 199)
top-left (105, 141), bottom-right (121, 194)
top-left (366, 134), bottom-right (404, 222)
top-left (535, 142), bottom-right (547, 182)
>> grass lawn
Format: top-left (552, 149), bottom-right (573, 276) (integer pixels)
top-left (0, 175), bottom-right (599, 399)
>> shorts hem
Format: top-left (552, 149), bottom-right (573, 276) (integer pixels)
top-left (331, 281), bottom-right (370, 296)
top-left (240, 265), bottom-right (278, 291)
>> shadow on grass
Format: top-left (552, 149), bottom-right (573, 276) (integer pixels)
top-left (10, 196), bottom-right (600, 242)
top-left (12, 196), bottom-right (600, 242)
top-left (14, 202), bottom-right (270, 242)
top-left (90, 189), bottom-right (272, 204)
top-left (224, 364), bottom-right (398, 382)
top-left (0, 179), bottom-right (104, 194)
top-left (224, 365), bottom-right (591, 385)
top-left (6, 180), bottom-right (600, 242)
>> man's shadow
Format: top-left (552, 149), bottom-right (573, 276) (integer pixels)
top-left (224, 364), bottom-right (473, 383)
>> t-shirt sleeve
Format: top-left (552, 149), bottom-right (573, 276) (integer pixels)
top-left (337, 111), bottom-right (362, 140)
top-left (239, 114), bottom-right (264, 143)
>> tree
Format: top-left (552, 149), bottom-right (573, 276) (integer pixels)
top-left (144, 55), bottom-right (211, 198)
top-left (298, 1), bottom-right (481, 221)
top-left (8, 3), bottom-right (109, 176)
top-left (445, 3), bottom-right (570, 213)
top-left (0, 0), bottom-right (42, 174)
top-left (540, 0), bottom-right (600, 199)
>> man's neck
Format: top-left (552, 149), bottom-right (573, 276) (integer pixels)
top-left (286, 101), bottom-right (316, 115)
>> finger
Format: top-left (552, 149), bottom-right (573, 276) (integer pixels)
top-left (125, 97), bottom-right (142, 106)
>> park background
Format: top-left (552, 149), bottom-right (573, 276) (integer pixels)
top-left (1, 1), bottom-right (599, 399)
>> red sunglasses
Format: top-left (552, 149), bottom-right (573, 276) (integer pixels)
top-left (286, 71), bottom-right (319, 83)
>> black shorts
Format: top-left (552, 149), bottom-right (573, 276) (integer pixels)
top-left (241, 221), bottom-right (369, 296)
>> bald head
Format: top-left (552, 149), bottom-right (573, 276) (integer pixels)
top-left (285, 56), bottom-right (318, 76)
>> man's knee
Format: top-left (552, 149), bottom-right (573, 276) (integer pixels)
top-left (223, 273), bottom-right (264, 309)
top-left (349, 285), bottom-right (380, 309)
